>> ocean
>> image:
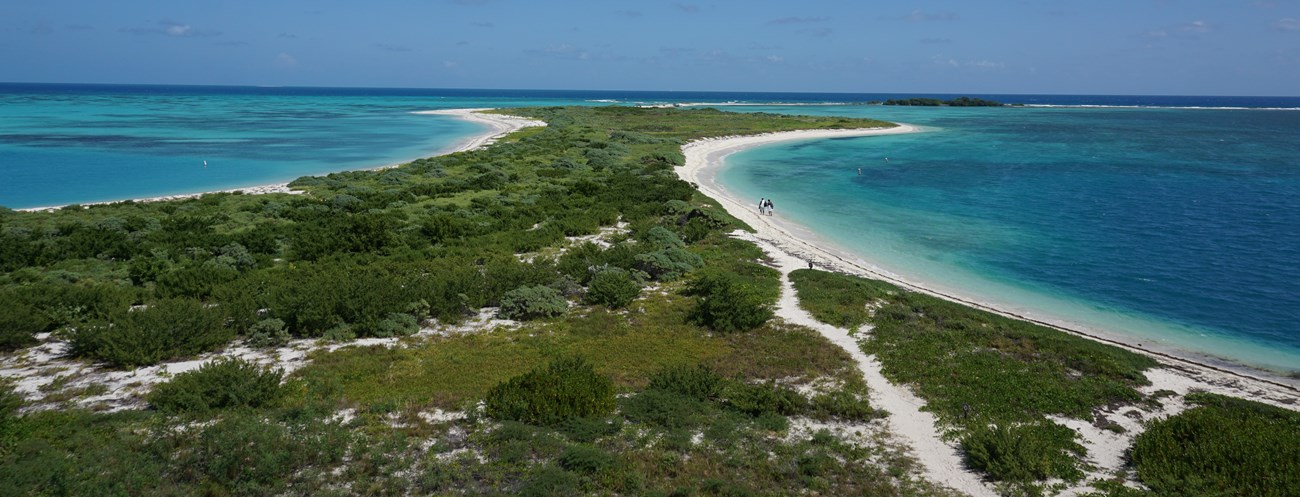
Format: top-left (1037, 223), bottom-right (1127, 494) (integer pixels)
top-left (2, 83), bottom-right (1297, 374)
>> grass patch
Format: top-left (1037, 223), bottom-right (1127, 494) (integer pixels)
top-left (1130, 393), bottom-right (1299, 497)
top-left (790, 268), bottom-right (1159, 493)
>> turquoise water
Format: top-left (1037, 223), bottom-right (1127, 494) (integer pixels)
top-left (718, 105), bottom-right (1300, 373)
top-left (0, 86), bottom-right (590, 209)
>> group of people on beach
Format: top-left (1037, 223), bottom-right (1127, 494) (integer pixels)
top-left (758, 198), bottom-right (775, 216)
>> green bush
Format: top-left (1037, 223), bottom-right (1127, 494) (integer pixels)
top-left (0, 300), bottom-right (49, 352)
top-left (1131, 393), bottom-right (1299, 497)
top-left (634, 247), bottom-right (704, 281)
top-left (647, 364), bottom-right (722, 401)
top-left (724, 381), bottom-right (807, 417)
top-left (148, 358), bottom-right (284, 415)
top-left (960, 421), bottom-right (1085, 486)
top-left (640, 225), bottom-right (685, 249)
top-left (246, 318), bottom-right (291, 348)
top-left (558, 444), bottom-right (616, 474)
top-left (620, 389), bottom-right (709, 429)
top-left (484, 357), bottom-right (616, 426)
top-left (498, 285), bottom-right (568, 320)
top-left (69, 298), bottom-right (234, 368)
top-left (809, 389), bottom-right (878, 422)
top-left (178, 412), bottom-right (349, 494)
top-left (686, 271), bottom-right (773, 333)
top-left (584, 267), bottom-right (641, 309)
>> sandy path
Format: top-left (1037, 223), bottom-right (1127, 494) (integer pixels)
top-left (17, 108), bottom-right (546, 212)
top-left (741, 231), bottom-right (998, 496)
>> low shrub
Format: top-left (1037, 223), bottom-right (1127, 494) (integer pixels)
top-left (558, 444), bottom-right (616, 474)
top-left (0, 300), bottom-right (49, 352)
top-left (69, 298), bottom-right (234, 368)
top-left (584, 267), bottom-right (641, 309)
top-left (246, 318), bottom-right (290, 348)
top-left (498, 285), bottom-right (568, 320)
top-left (148, 358), bottom-right (284, 414)
top-left (724, 381), bottom-right (807, 417)
top-left (960, 421), bottom-right (1085, 486)
top-left (809, 389), bottom-right (878, 422)
top-left (686, 271), bottom-right (773, 333)
top-left (634, 247), bottom-right (704, 281)
top-left (484, 357), bottom-right (616, 426)
top-left (1131, 393), bottom-right (1299, 497)
top-left (620, 389), bottom-right (708, 429)
top-left (647, 364), bottom-right (721, 401)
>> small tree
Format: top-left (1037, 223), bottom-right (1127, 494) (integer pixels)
top-left (584, 267), bottom-right (641, 309)
top-left (686, 271), bottom-right (772, 332)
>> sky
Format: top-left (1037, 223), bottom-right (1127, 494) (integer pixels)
top-left (2, 0), bottom-right (1299, 96)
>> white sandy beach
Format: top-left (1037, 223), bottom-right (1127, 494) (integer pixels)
top-left (17, 108), bottom-right (546, 212)
top-left (676, 125), bottom-right (1300, 495)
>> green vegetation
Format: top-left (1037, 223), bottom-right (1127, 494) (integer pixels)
top-left (148, 358), bottom-right (285, 415)
top-left (790, 269), bottom-right (1159, 494)
top-left (484, 357), bottom-right (616, 425)
top-left (883, 97), bottom-right (1004, 107)
top-left (1129, 393), bottom-right (1299, 497)
top-left (686, 270), bottom-right (776, 333)
top-left (498, 285), bottom-right (569, 320)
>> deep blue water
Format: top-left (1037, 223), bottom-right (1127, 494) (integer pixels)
top-left (1, 83), bottom-right (1297, 373)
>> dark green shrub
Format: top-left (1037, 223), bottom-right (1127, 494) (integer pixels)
top-left (1131, 393), bottom-right (1299, 497)
top-left (70, 298), bottom-right (234, 368)
top-left (724, 381), bottom-right (807, 417)
top-left (960, 421), bottom-right (1085, 486)
top-left (809, 389), bottom-right (878, 422)
top-left (558, 444), bottom-right (616, 473)
top-left (520, 465), bottom-right (579, 497)
top-left (148, 358), bottom-right (284, 415)
top-left (635, 247), bottom-right (704, 281)
top-left (686, 271), bottom-right (773, 333)
top-left (640, 225), bottom-right (685, 249)
top-left (369, 312), bottom-right (420, 337)
top-left (647, 364), bottom-right (722, 401)
top-left (484, 357), bottom-right (616, 426)
top-left (180, 412), bottom-right (349, 494)
top-left (584, 267), bottom-right (641, 309)
top-left (498, 285), bottom-right (568, 320)
top-left (246, 318), bottom-right (290, 348)
top-left (0, 300), bottom-right (49, 352)
top-left (621, 389), bottom-right (708, 429)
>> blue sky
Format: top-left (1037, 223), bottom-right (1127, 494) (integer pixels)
top-left (2, 0), bottom-right (1298, 95)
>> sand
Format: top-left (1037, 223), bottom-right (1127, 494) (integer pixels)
top-left (676, 125), bottom-right (1300, 494)
top-left (16, 108), bottom-right (546, 212)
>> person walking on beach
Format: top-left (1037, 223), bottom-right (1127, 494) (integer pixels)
top-left (764, 198), bottom-right (774, 216)
top-left (758, 198), bottom-right (766, 215)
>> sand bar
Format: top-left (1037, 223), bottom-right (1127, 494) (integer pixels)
top-left (17, 108), bottom-right (546, 212)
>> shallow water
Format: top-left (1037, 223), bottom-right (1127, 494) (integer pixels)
top-left (718, 105), bottom-right (1300, 373)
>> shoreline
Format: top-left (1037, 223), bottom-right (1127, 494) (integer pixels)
top-left (16, 108), bottom-right (546, 213)
top-left (676, 126), bottom-right (1299, 392)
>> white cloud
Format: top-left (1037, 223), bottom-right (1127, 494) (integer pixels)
top-left (276, 52), bottom-right (298, 67)
top-left (1276, 18), bottom-right (1300, 31)
top-left (765, 55), bottom-right (784, 63)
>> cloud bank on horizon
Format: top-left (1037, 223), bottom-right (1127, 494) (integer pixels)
top-left (1, 0), bottom-right (1298, 96)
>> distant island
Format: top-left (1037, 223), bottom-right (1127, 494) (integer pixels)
top-left (881, 96), bottom-right (1005, 107)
